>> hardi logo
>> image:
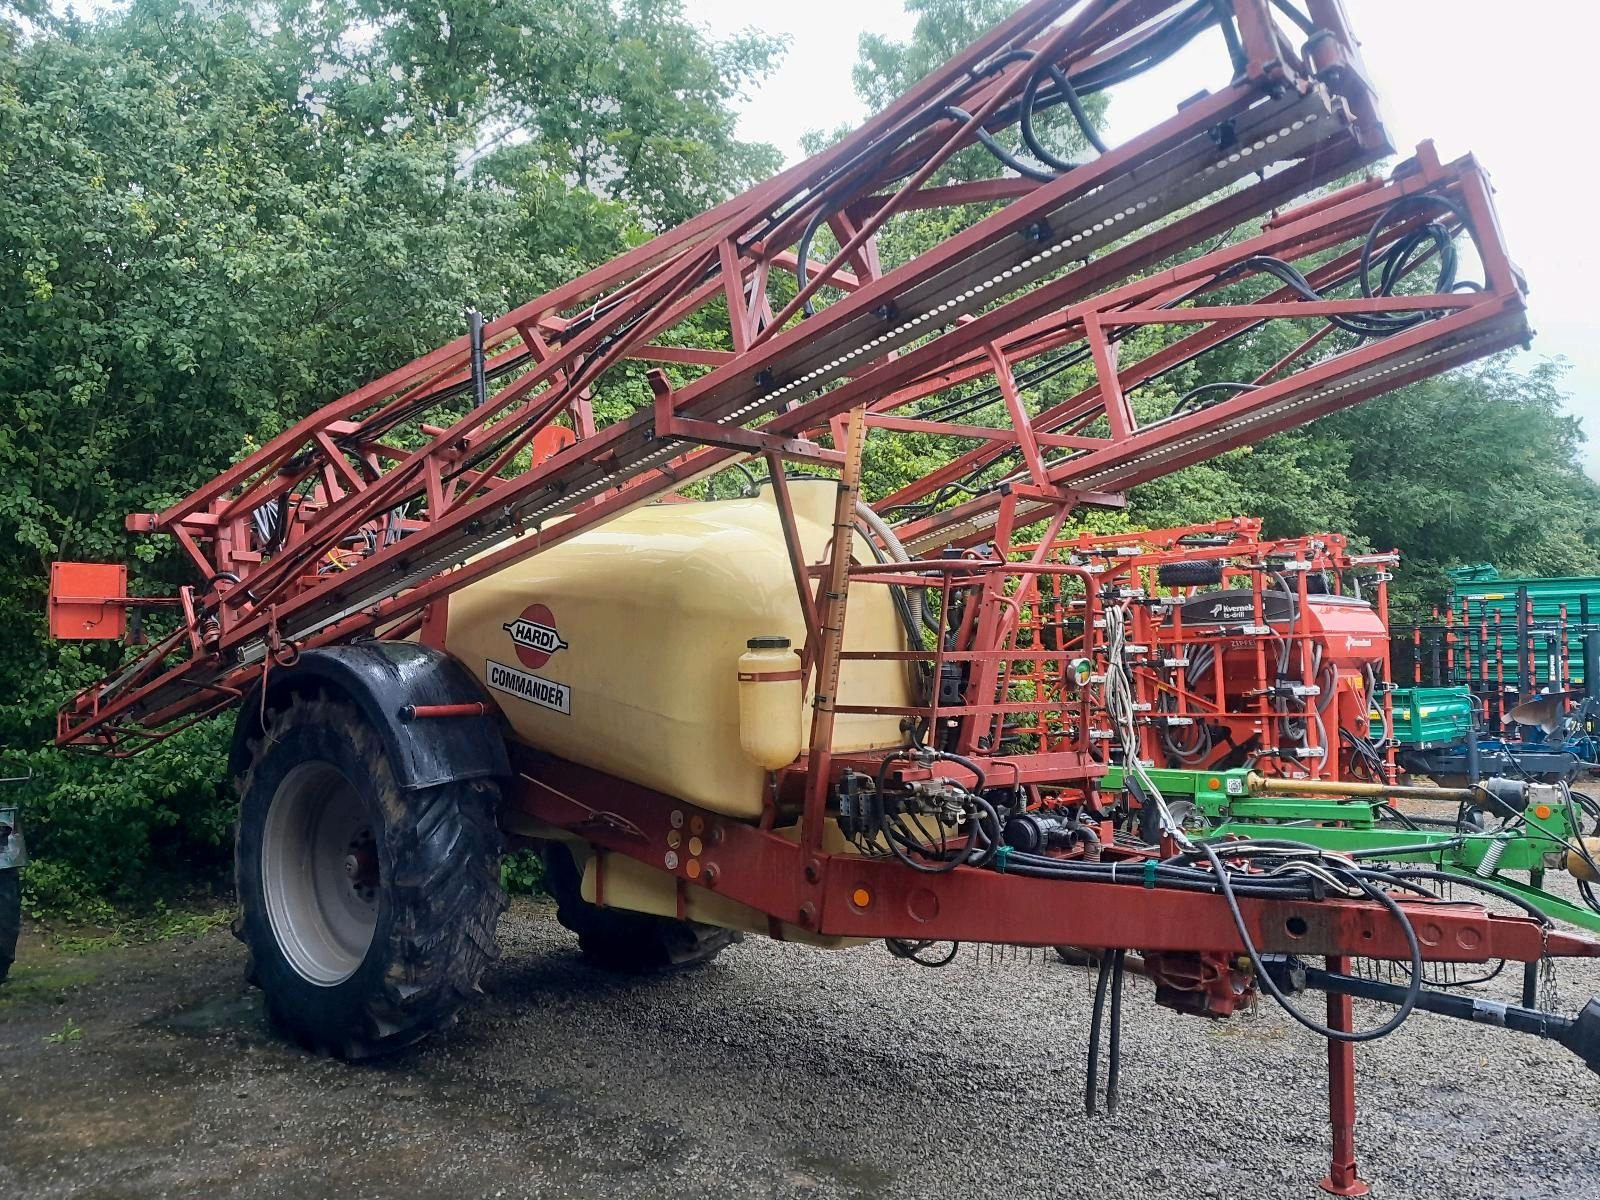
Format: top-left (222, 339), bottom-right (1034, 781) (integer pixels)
top-left (503, 603), bottom-right (569, 670)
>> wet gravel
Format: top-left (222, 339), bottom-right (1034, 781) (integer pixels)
top-left (2, 892), bottom-right (1598, 1199)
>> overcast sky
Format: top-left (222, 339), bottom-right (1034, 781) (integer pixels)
top-left (696, 0), bottom-right (1600, 475)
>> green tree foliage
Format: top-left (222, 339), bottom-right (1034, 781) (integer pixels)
top-left (0, 0), bottom-right (780, 908)
top-left (1325, 360), bottom-right (1600, 607)
top-left (341, 0), bottom-right (784, 227)
top-left (854, 0), bottom-right (1021, 111)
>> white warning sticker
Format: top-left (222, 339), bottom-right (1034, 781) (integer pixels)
top-left (486, 659), bottom-right (572, 715)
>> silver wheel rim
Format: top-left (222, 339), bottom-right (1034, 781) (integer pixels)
top-left (261, 762), bottom-right (379, 986)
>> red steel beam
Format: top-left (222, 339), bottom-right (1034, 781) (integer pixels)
top-left (502, 745), bottom-right (1596, 964)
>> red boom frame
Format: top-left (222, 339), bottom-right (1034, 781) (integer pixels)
top-left (59, 0), bottom-right (1418, 749)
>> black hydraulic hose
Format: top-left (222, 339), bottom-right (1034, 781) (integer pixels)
top-left (942, 104), bottom-right (1055, 182)
top-left (1162, 841), bottom-right (1445, 901)
top-left (794, 207), bottom-right (828, 317)
top-left (1196, 840), bottom-right (1423, 1042)
top-left (885, 813), bottom-right (965, 875)
top-left (1106, 947), bottom-right (1126, 1113)
top-left (1086, 951), bottom-right (1112, 1114)
top-left (1358, 194), bottom-right (1473, 301)
top-left (875, 749), bottom-right (993, 873)
top-left (1346, 868), bottom-right (1447, 901)
top-left (886, 938), bottom-right (961, 967)
top-left (345, 342), bottom-right (534, 448)
top-left (1381, 868), bottom-right (1554, 926)
top-left (1019, 61), bottom-right (1102, 173)
top-left (755, 39), bottom-right (1049, 250)
top-left (966, 792), bottom-right (1004, 868)
top-left (769, 44), bottom-right (1062, 273)
top-left (877, 746), bottom-right (989, 795)
top-left (999, 852), bottom-right (1324, 899)
top-left (1069, 2), bottom-right (1215, 93)
top-left (1373, 801), bottom-right (1423, 831)
top-left (1168, 380), bottom-right (1260, 416)
top-left (852, 520), bottom-right (926, 658)
top-left (1218, 191), bottom-right (1473, 342)
top-left (835, 1), bottom-right (1215, 197)
top-left (938, 750), bottom-right (989, 794)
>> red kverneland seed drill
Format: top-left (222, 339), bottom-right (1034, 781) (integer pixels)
top-left (1012, 519), bottom-right (1400, 784)
top-left (44, 2), bottom-right (1600, 1193)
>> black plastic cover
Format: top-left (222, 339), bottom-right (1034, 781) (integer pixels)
top-left (229, 642), bottom-right (510, 790)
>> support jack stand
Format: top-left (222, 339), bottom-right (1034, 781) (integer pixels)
top-left (1320, 956), bottom-right (1370, 1198)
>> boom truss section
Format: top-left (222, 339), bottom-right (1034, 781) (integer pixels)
top-left (56, 0), bottom-right (1527, 751)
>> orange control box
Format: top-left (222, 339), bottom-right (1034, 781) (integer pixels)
top-left (48, 562), bottom-right (128, 640)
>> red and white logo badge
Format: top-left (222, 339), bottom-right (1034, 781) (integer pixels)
top-left (503, 604), bottom-right (568, 670)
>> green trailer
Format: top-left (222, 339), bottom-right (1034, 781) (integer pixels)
top-left (1447, 565), bottom-right (1600, 691)
top-left (1376, 685), bottom-right (1475, 749)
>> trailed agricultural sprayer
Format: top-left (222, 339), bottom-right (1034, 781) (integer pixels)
top-left (45, 1), bottom-right (1600, 1192)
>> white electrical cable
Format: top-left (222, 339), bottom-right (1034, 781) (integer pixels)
top-left (1101, 601), bottom-right (1195, 850)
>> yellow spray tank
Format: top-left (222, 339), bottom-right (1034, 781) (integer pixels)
top-left (442, 479), bottom-right (913, 820)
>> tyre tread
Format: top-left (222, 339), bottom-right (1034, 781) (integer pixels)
top-left (237, 694), bottom-right (505, 1059)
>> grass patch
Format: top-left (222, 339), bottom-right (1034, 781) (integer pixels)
top-left (44, 1017), bottom-right (83, 1045)
top-left (0, 957), bottom-right (100, 1010)
top-left (2, 893), bottom-right (232, 1014)
top-left (43, 900), bottom-right (232, 954)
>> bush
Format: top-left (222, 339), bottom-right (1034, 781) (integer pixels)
top-left (4, 717), bottom-right (235, 917)
top-left (501, 850), bottom-right (546, 896)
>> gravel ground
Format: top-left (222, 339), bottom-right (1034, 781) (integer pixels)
top-left (1, 891), bottom-right (1598, 1200)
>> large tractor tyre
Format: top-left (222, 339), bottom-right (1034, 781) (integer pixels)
top-left (0, 869), bottom-right (19, 985)
top-left (541, 843), bottom-right (739, 973)
top-left (235, 694), bottom-right (506, 1059)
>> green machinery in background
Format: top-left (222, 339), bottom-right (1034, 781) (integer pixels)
top-left (1398, 564), bottom-right (1600, 706)
top-left (1389, 564), bottom-right (1600, 777)
top-left (1377, 686), bottom-right (1476, 750)
top-left (1101, 764), bottom-right (1600, 946)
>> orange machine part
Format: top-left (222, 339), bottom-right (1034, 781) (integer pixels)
top-left (48, 562), bottom-right (128, 641)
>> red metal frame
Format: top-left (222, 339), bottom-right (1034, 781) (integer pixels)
top-left (56, 0), bottom-right (1406, 750)
top-left (504, 741), bottom-right (1593, 965)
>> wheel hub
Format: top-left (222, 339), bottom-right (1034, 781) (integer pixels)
top-left (343, 831), bottom-right (378, 901)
